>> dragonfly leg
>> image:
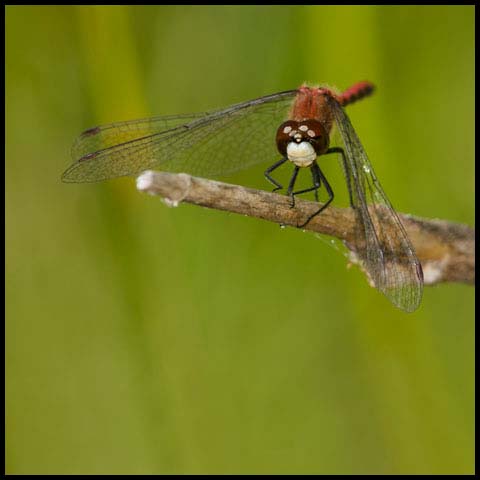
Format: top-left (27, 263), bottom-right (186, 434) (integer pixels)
top-left (264, 157), bottom-right (288, 192)
top-left (313, 164), bottom-right (320, 202)
top-left (291, 162), bottom-right (322, 201)
top-left (286, 166), bottom-right (300, 208)
top-left (325, 147), bottom-right (354, 209)
top-left (297, 164), bottom-right (334, 229)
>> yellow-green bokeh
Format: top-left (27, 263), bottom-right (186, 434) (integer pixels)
top-left (6, 5), bottom-right (474, 474)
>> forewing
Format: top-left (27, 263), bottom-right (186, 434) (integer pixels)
top-left (327, 95), bottom-right (423, 312)
top-left (71, 113), bottom-right (208, 161)
top-left (63, 91), bottom-right (297, 182)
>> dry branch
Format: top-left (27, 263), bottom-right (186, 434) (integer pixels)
top-left (137, 170), bottom-right (475, 286)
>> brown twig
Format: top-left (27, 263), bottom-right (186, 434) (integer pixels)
top-left (136, 170), bottom-right (475, 286)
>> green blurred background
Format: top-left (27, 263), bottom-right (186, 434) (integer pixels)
top-left (6, 5), bottom-right (474, 475)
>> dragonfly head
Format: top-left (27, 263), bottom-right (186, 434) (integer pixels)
top-left (276, 120), bottom-right (329, 167)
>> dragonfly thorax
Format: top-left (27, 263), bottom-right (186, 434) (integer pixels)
top-left (276, 119), bottom-right (329, 168)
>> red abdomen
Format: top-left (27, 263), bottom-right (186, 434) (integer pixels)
top-left (337, 81), bottom-right (375, 106)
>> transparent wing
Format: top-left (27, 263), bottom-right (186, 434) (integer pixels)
top-left (63, 90), bottom-right (298, 182)
top-left (71, 113), bottom-right (209, 160)
top-left (326, 95), bottom-right (423, 312)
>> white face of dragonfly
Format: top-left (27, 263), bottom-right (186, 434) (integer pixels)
top-left (286, 140), bottom-right (316, 167)
top-left (276, 120), bottom-right (329, 168)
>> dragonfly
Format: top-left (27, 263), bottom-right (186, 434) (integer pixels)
top-left (62, 81), bottom-right (424, 312)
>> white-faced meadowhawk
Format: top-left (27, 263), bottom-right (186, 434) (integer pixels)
top-left (62, 81), bottom-right (424, 312)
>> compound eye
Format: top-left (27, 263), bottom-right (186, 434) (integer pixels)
top-left (300, 119), bottom-right (329, 154)
top-left (298, 120), bottom-right (322, 139)
top-left (276, 120), bottom-right (298, 155)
